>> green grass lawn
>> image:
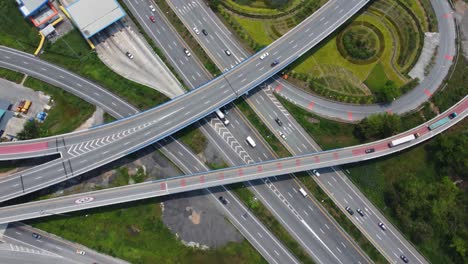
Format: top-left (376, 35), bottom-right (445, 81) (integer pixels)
top-left (293, 14), bottom-right (405, 87)
top-left (40, 30), bottom-right (168, 110)
top-left (28, 199), bottom-right (265, 264)
top-left (223, 0), bottom-right (303, 16)
top-left (364, 62), bottom-right (390, 93)
top-left (231, 16), bottom-right (273, 47)
top-left (23, 77), bottom-right (95, 135)
top-left (0, 68), bottom-right (24, 84)
top-left (0, 1), bottom-right (39, 53)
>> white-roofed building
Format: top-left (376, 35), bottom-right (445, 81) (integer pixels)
top-left (16, 0), bottom-right (48, 17)
top-left (65, 0), bottom-right (126, 39)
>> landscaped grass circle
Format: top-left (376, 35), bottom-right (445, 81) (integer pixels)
top-left (337, 22), bottom-right (385, 65)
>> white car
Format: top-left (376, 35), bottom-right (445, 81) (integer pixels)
top-left (149, 5), bottom-right (155, 12)
top-left (183, 48), bottom-right (191, 57)
top-left (76, 250), bottom-right (86, 255)
top-left (193, 27), bottom-right (200, 35)
top-left (259, 52), bottom-right (269, 60)
top-left (378, 222), bottom-right (387, 231)
top-left (278, 131), bottom-right (286, 140)
top-left (312, 169), bottom-right (320, 176)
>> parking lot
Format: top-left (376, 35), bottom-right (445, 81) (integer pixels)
top-left (0, 78), bottom-right (51, 139)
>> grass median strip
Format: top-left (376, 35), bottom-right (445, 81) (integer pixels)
top-left (235, 98), bottom-right (290, 158)
top-left (154, 0), bottom-right (221, 77)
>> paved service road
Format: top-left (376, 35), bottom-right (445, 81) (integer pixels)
top-left (2, 222), bottom-right (127, 264)
top-left (0, 97), bottom-right (464, 224)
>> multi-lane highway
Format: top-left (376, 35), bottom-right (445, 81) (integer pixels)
top-left (1, 222), bottom-right (127, 264)
top-left (274, 0), bottom-right (457, 121)
top-left (123, 1), bottom-right (371, 263)
top-left (0, 96), bottom-right (464, 223)
top-left (156, 0), bottom-right (432, 262)
top-left (0, 0), bottom-right (458, 262)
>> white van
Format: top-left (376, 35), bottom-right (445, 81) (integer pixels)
top-left (299, 188), bottom-right (308, 197)
top-left (215, 109), bottom-right (225, 120)
top-left (246, 136), bottom-right (256, 148)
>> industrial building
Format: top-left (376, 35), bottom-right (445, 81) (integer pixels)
top-left (65, 0), bottom-right (126, 39)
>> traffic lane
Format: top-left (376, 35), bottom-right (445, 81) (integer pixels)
top-left (160, 135), bottom-right (299, 263)
top-left (144, 1), bottom-right (364, 260)
top-left (267, 176), bottom-right (371, 263)
top-left (209, 185), bottom-right (300, 264)
top-left (124, 0), bottom-right (201, 87)
top-left (126, 0), bottom-right (209, 87)
top-left (0, 75), bottom-right (236, 197)
top-left (0, 104), bottom-right (465, 224)
top-left (1, 99), bottom-right (464, 203)
top-left (168, 0), bottom-right (241, 69)
top-left (0, 0), bottom-right (369, 157)
top-left (0, 250), bottom-right (71, 264)
top-left (4, 223), bottom-right (127, 264)
top-left (0, 47), bottom-right (137, 118)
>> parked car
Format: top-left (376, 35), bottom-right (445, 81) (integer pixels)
top-left (183, 48), bottom-right (191, 57)
top-left (345, 206), bottom-right (354, 215)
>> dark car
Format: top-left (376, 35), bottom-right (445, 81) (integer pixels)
top-left (275, 117), bottom-right (283, 126)
top-left (218, 196), bottom-right (227, 205)
top-left (32, 233), bottom-right (41, 240)
top-left (271, 60), bottom-right (279, 67)
top-left (364, 148), bottom-right (375, 154)
top-left (202, 29), bottom-right (208, 36)
top-left (356, 208), bottom-right (365, 217)
top-left (345, 206), bottom-right (354, 215)
top-left (378, 222), bottom-right (387, 231)
top-left (400, 255), bottom-right (409, 263)
top-left (449, 112), bottom-right (457, 119)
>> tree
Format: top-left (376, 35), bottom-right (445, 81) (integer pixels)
top-left (207, 0), bottom-right (221, 11)
top-left (427, 133), bottom-right (468, 180)
top-left (354, 113), bottom-right (401, 140)
top-left (17, 120), bottom-right (44, 140)
top-left (377, 80), bottom-right (400, 103)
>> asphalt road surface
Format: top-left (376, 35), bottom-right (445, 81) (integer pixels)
top-left (125, 1), bottom-right (371, 262)
top-left (164, 0), bottom-right (435, 262)
top-left (0, 97), bottom-right (464, 227)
